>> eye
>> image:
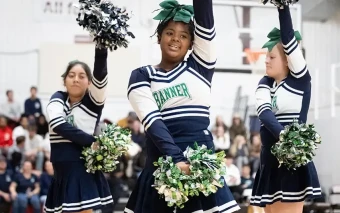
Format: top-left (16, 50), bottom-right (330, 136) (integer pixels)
top-left (180, 35), bottom-right (187, 39)
top-left (270, 56), bottom-right (275, 60)
top-left (166, 31), bottom-right (173, 36)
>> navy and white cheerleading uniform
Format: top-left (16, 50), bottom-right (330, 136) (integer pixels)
top-left (250, 6), bottom-right (321, 207)
top-left (124, 1), bottom-right (240, 213)
top-left (44, 48), bottom-right (113, 213)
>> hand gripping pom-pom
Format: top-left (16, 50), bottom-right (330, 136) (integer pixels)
top-left (261, 0), bottom-right (299, 7)
top-left (75, 0), bottom-right (135, 51)
top-left (81, 124), bottom-right (131, 174)
top-left (152, 143), bottom-right (227, 208)
top-left (271, 119), bottom-right (321, 170)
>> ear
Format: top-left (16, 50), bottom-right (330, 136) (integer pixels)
top-left (157, 35), bottom-right (161, 44)
top-left (189, 41), bottom-right (193, 50)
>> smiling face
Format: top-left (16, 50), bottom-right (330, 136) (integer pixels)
top-left (64, 64), bottom-right (91, 98)
top-left (158, 20), bottom-right (193, 64)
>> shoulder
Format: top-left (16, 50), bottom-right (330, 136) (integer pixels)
top-left (129, 66), bottom-right (151, 84)
top-left (258, 76), bottom-right (274, 86)
top-left (50, 91), bottom-right (68, 102)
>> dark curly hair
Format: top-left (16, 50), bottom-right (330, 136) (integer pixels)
top-left (153, 18), bottom-right (195, 42)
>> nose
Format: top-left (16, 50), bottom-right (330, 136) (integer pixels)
top-left (171, 34), bottom-right (180, 42)
top-left (73, 76), bottom-right (79, 82)
top-left (265, 55), bottom-right (270, 64)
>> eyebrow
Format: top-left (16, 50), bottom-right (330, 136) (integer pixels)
top-left (166, 28), bottom-right (189, 34)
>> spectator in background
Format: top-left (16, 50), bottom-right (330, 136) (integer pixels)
top-left (229, 135), bottom-right (249, 171)
top-left (36, 115), bottom-right (49, 139)
top-left (40, 161), bottom-right (53, 206)
top-left (213, 125), bottom-right (230, 153)
top-left (1, 90), bottom-right (21, 127)
top-left (229, 113), bottom-right (247, 141)
top-left (223, 154), bottom-right (242, 202)
top-left (24, 86), bottom-right (43, 118)
top-left (12, 114), bottom-right (29, 144)
top-left (26, 125), bottom-right (44, 171)
top-left (0, 155), bottom-right (12, 213)
top-left (10, 161), bottom-right (40, 213)
top-left (7, 136), bottom-right (26, 172)
top-left (0, 116), bottom-right (13, 156)
top-left (249, 134), bottom-right (261, 175)
top-left (211, 115), bottom-right (228, 135)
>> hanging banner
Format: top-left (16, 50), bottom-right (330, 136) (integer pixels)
top-left (33, 0), bottom-right (81, 22)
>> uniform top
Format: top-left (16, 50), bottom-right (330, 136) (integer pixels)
top-left (255, 6), bottom-right (311, 147)
top-left (127, 0), bottom-right (216, 164)
top-left (46, 48), bottom-right (108, 162)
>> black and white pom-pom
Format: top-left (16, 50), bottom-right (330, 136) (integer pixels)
top-left (262, 0), bottom-right (299, 7)
top-left (75, 0), bottom-right (135, 51)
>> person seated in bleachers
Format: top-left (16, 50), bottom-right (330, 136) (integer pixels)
top-left (240, 164), bottom-right (254, 201)
top-left (213, 125), bottom-right (230, 153)
top-left (7, 136), bottom-right (26, 173)
top-left (249, 134), bottom-right (261, 175)
top-left (12, 114), bottom-right (29, 145)
top-left (0, 155), bottom-right (12, 213)
top-left (0, 116), bottom-right (13, 157)
top-left (9, 161), bottom-right (40, 213)
top-left (26, 125), bottom-right (44, 171)
top-left (229, 134), bottom-right (250, 171)
top-left (39, 161), bottom-right (53, 206)
top-left (223, 154), bottom-right (242, 202)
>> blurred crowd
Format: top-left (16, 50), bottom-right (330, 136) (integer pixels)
top-left (0, 86), bottom-right (261, 212)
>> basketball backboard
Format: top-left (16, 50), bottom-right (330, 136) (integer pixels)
top-left (212, 0), bottom-right (301, 74)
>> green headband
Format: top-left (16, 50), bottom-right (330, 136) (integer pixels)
top-left (262, 27), bottom-right (302, 51)
top-left (153, 0), bottom-right (194, 24)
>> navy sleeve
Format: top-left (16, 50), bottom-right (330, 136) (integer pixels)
top-left (127, 68), bottom-right (186, 164)
top-left (187, 0), bottom-right (216, 82)
top-left (88, 48), bottom-right (108, 106)
top-left (46, 91), bottom-right (96, 147)
top-left (279, 6), bottom-right (310, 81)
top-left (24, 100), bottom-right (30, 115)
top-left (38, 99), bottom-right (43, 114)
top-left (255, 77), bottom-right (284, 139)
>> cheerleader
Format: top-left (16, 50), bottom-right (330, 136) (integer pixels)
top-left (44, 47), bottom-right (113, 213)
top-left (250, 6), bottom-right (321, 213)
top-left (124, 0), bottom-right (240, 212)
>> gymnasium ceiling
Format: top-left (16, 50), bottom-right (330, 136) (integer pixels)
top-left (299, 0), bottom-right (340, 22)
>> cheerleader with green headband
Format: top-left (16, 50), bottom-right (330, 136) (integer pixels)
top-left (124, 0), bottom-right (240, 212)
top-left (250, 5), bottom-right (322, 213)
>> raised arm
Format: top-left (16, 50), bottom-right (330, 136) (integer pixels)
top-left (127, 68), bottom-right (186, 164)
top-left (279, 6), bottom-right (310, 81)
top-left (255, 77), bottom-right (284, 140)
top-left (89, 48), bottom-right (108, 106)
top-left (187, 0), bottom-right (216, 78)
top-left (46, 92), bottom-right (95, 147)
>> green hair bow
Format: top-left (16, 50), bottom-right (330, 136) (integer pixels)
top-left (262, 27), bottom-right (302, 51)
top-left (153, 0), bottom-right (194, 23)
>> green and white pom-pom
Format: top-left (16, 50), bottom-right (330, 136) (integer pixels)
top-left (271, 120), bottom-right (321, 170)
top-left (81, 124), bottom-right (131, 173)
top-left (261, 0), bottom-right (299, 7)
top-left (152, 143), bottom-right (226, 208)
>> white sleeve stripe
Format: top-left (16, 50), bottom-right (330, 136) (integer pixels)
top-left (290, 69), bottom-right (308, 79)
top-left (284, 41), bottom-right (299, 55)
top-left (282, 37), bottom-right (296, 48)
top-left (257, 84), bottom-right (270, 90)
top-left (257, 103), bottom-right (272, 112)
top-left (194, 19), bottom-right (215, 33)
top-left (142, 111), bottom-right (162, 127)
top-left (128, 81), bottom-right (150, 93)
top-left (49, 117), bottom-right (66, 130)
top-left (195, 29), bottom-right (216, 41)
top-left (91, 76), bottom-right (108, 88)
top-left (92, 75), bottom-right (108, 85)
top-left (192, 51), bottom-right (216, 70)
top-left (144, 116), bottom-right (163, 131)
top-left (48, 98), bottom-right (64, 107)
top-left (293, 65), bottom-right (307, 76)
top-left (127, 83), bottom-right (151, 96)
top-left (258, 107), bottom-right (271, 116)
top-left (89, 92), bottom-right (105, 106)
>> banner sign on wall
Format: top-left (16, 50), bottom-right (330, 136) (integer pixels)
top-left (33, 0), bottom-right (80, 22)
